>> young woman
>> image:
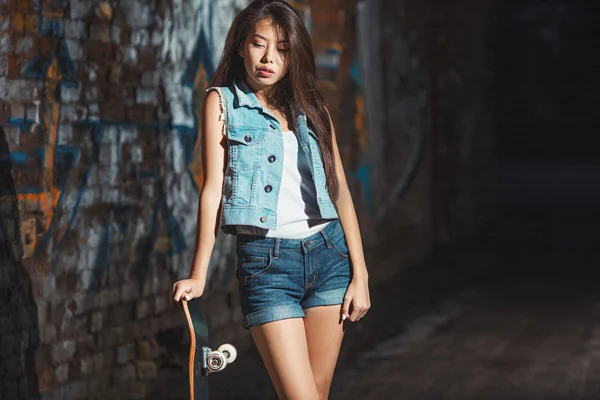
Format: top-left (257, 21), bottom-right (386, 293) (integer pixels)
top-left (172, 1), bottom-right (370, 398)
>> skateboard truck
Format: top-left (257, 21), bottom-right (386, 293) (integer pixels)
top-left (200, 344), bottom-right (238, 374)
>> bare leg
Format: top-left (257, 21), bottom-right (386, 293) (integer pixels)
top-left (250, 318), bottom-right (319, 400)
top-left (304, 305), bottom-right (345, 400)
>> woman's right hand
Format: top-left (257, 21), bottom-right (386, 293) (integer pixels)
top-left (171, 277), bottom-right (206, 306)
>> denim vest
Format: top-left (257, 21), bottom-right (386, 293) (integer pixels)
top-left (207, 80), bottom-right (338, 235)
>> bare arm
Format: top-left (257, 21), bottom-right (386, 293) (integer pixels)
top-left (330, 124), bottom-right (368, 280)
top-left (329, 116), bottom-right (371, 322)
top-left (172, 90), bottom-right (226, 302)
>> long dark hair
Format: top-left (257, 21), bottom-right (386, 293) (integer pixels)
top-left (209, 0), bottom-right (338, 198)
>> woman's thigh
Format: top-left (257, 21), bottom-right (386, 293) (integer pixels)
top-left (304, 305), bottom-right (345, 400)
top-left (250, 318), bottom-right (319, 400)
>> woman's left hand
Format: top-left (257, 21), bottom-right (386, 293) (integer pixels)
top-left (341, 276), bottom-right (371, 322)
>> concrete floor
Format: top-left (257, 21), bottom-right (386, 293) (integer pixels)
top-left (149, 163), bottom-right (600, 400)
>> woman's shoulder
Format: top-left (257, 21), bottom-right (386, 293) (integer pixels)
top-left (205, 83), bottom-right (235, 96)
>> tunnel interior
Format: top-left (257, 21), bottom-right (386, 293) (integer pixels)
top-left (488, 0), bottom-right (599, 280)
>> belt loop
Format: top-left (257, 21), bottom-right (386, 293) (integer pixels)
top-left (320, 226), bottom-right (333, 248)
top-left (273, 238), bottom-right (280, 259)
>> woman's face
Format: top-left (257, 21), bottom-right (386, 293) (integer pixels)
top-left (241, 18), bottom-right (289, 91)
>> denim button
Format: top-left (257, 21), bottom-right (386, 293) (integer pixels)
top-left (244, 135), bottom-right (252, 143)
top-left (268, 155), bottom-right (276, 163)
top-left (304, 241), bottom-right (310, 248)
top-left (260, 216), bottom-right (267, 223)
top-left (264, 185), bottom-right (272, 193)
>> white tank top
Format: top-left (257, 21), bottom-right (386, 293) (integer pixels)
top-left (235, 130), bottom-right (332, 239)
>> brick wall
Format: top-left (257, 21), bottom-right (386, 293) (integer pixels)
top-left (0, 0), bottom-right (497, 398)
top-left (0, 0), bottom-right (247, 398)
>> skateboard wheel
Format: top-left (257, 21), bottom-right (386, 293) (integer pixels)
top-left (217, 344), bottom-right (237, 364)
top-left (206, 351), bottom-right (227, 372)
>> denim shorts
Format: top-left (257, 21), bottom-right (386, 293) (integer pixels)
top-left (235, 219), bottom-right (352, 329)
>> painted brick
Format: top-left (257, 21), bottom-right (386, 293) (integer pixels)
top-left (60, 85), bottom-right (81, 103)
top-left (97, 326), bottom-right (125, 349)
top-left (87, 369), bottom-right (110, 394)
top-left (60, 380), bottom-right (88, 400)
top-left (90, 310), bottom-right (104, 333)
top-left (57, 123), bottom-right (73, 145)
top-left (13, 35), bottom-right (33, 55)
top-left (0, 76), bottom-right (6, 98)
top-left (108, 303), bottom-right (134, 327)
top-left (63, 20), bottom-right (86, 39)
top-left (92, 350), bottom-right (114, 372)
top-left (135, 360), bottom-right (156, 380)
top-left (130, 29), bottom-right (149, 47)
top-left (25, 104), bottom-right (37, 121)
top-left (40, 324), bottom-right (57, 346)
top-left (78, 355), bottom-right (94, 375)
top-left (72, 292), bottom-right (96, 316)
top-left (10, 102), bottom-right (25, 119)
top-left (69, 0), bottom-right (92, 19)
top-left (0, 55), bottom-right (6, 75)
top-left (151, 30), bottom-right (162, 47)
top-left (84, 86), bottom-right (99, 102)
top-left (111, 25), bottom-right (122, 43)
top-left (87, 65), bottom-right (98, 82)
top-left (4, 79), bottom-right (40, 101)
top-left (90, 22), bottom-right (111, 43)
top-left (154, 295), bottom-right (170, 314)
top-left (77, 333), bottom-right (96, 354)
top-left (116, 342), bottom-right (135, 364)
top-left (0, 12), bottom-right (9, 31)
top-left (135, 340), bottom-right (152, 360)
top-left (135, 299), bottom-right (151, 320)
top-left (24, 13), bottom-right (36, 33)
top-left (111, 363), bottom-right (135, 385)
top-left (10, 12), bottom-right (24, 33)
top-left (55, 363), bottom-right (68, 384)
top-left (121, 282), bottom-right (140, 303)
top-left (98, 287), bottom-right (121, 308)
top-left (140, 70), bottom-right (159, 87)
top-left (51, 340), bottom-right (76, 364)
top-left (121, 46), bottom-right (138, 64)
top-left (88, 102), bottom-right (99, 118)
top-left (64, 38), bottom-right (83, 60)
top-left (136, 88), bottom-right (158, 104)
top-left (0, 32), bottom-right (11, 53)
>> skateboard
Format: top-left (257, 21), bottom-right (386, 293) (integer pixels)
top-left (182, 299), bottom-right (237, 399)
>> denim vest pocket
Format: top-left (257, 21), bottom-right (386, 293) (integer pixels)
top-left (228, 126), bottom-right (267, 171)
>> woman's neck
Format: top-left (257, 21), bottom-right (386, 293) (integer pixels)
top-left (245, 77), bottom-right (277, 107)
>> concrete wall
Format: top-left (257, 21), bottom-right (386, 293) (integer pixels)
top-left (0, 0), bottom-right (496, 398)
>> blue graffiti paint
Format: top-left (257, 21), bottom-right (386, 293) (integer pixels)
top-left (177, 25), bottom-right (215, 191)
top-left (350, 58), bottom-right (361, 86)
top-left (0, 151), bottom-right (28, 163)
top-left (90, 224), bottom-right (111, 292)
top-left (24, 19), bottom-right (77, 86)
top-left (148, 194), bottom-right (188, 256)
top-left (182, 29), bottom-right (214, 89)
top-left (0, 119), bottom-right (80, 196)
top-left (355, 163), bottom-right (373, 210)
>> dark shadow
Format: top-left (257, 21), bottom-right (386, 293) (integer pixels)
top-left (0, 125), bottom-right (41, 399)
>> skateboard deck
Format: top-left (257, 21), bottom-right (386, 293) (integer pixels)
top-left (182, 298), bottom-right (237, 400)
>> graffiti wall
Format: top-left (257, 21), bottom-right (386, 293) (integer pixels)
top-left (0, 0), bottom-right (246, 398)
